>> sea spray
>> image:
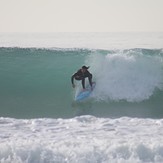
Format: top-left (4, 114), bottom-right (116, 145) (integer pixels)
top-left (87, 50), bottom-right (163, 102)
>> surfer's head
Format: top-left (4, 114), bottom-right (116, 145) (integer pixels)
top-left (81, 66), bottom-right (89, 73)
top-left (82, 66), bottom-right (89, 70)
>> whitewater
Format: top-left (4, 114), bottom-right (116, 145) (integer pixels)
top-left (0, 32), bottom-right (163, 163)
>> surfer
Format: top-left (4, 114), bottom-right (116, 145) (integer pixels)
top-left (71, 66), bottom-right (93, 90)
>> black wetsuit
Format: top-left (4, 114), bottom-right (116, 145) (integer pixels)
top-left (71, 69), bottom-right (92, 89)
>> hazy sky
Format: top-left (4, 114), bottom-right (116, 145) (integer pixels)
top-left (0, 0), bottom-right (163, 32)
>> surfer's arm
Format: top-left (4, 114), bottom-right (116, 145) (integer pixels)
top-left (71, 74), bottom-right (75, 88)
top-left (87, 71), bottom-right (93, 87)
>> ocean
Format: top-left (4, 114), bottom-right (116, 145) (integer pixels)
top-left (0, 32), bottom-right (163, 162)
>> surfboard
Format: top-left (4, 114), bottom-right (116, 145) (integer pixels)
top-left (75, 82), bottom-right (96, 101)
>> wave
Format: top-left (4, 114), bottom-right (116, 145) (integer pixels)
top-left (87, 49), bottom-right (163, 102)
top-left (0, 47), bottom-right (163, 118)
top-left (1, 116), bottom-right (163, 162)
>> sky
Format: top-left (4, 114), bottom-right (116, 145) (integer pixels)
top-left (0, 0), bottom-right (163, 33)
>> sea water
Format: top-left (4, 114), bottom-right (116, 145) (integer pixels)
top-left (0, 32), bottom-right (163, 162)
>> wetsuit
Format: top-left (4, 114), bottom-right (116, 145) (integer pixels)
top-left (71, 69), bottom-right (92, 89)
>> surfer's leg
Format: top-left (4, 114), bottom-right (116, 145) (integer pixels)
top-left (75, 76), bottom-right (85, 89)
top-left (81, 77), bottom-right (85, 89)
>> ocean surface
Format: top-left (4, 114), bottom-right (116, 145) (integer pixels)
top-left (0, 32), bottom-right (163, 162)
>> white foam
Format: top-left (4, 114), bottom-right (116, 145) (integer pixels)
top-left (0, 116), bottom-right (163, 162)
top-left (87, 51), bottom-right (163, 102)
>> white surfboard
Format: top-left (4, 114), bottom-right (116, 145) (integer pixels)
top-left (75, 82), bottom-right (96, 101)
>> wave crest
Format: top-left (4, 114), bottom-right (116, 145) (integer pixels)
top-left (87, 50), bottom-right (163, 102)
